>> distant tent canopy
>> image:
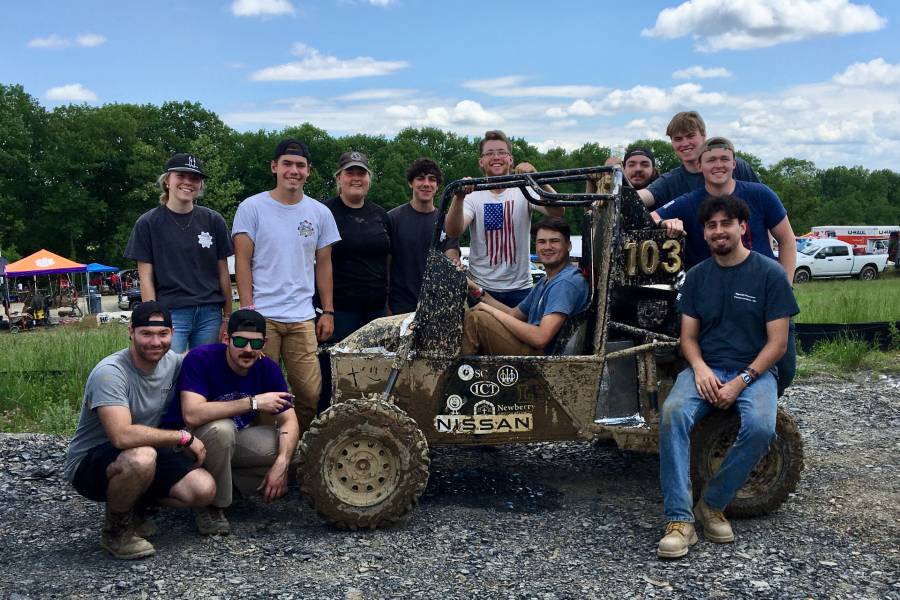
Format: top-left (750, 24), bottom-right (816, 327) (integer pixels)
top-left (86, 263), bottom-right (119, 273)
top-left (4, 249), bottom-right (86, 278)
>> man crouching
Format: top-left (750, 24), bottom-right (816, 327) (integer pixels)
top-left (165, 309), bottom-right (299, 535)
top-left (657, 195), bottom-right (799, 559)
top-left (65, 302), bottom-right (216, 560)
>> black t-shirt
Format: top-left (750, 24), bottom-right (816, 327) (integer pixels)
top-left (324, 196), bottom-right (391, 312)
top-left (677, 252), bottom-right (799, 371)
top-left (386, 203), bottom-right (460, 314)
top-left (124, 204), bottom-right (233, 309)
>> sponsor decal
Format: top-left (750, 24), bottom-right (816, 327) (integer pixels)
top-left (473, 399), bottom-right (496, 415)
top-left (734, 292), bottom-right (757, 303)
top-left (458, 364), bottom-right (474, 381)
top-left (197, 231), bottom-right (213, 248)
top-left (470, 381), bottom-right (500, 398)
top-left (446, 394), bottom-right (464, 414)
top-left (434, 413), bottom-right (534, 435)
top-left (496, 365), bottom-right (518, 386)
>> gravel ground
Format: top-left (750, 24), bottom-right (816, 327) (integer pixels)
top-left (1, 372), bottom-right (897, 600)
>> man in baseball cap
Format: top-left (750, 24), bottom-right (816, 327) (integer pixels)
top-left (166, 308), bottom-right (299, 535)
top-left (231, 139), bottom-right (340, 435)
top-left (622, 146), bottom-right (659, 191)
top-left (65, 300), bottom-right (216, 559)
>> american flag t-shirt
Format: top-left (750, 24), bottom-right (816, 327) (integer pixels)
top-left (484, 200), bottom-right (517, 265)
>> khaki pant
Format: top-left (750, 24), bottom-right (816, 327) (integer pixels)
top-left (461, 309), bottom-right (542, 356)
top-left (195, 419), bottom-right (279, 508)
top-left (264, 318), bottom-right (320, 434)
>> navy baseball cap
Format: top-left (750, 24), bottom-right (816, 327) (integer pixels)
top-left (131, 301), bottom-right (173, 329)
top-left (272, 138), bottom-right (311, 162)
top-left (166, 153), bottom-right (206, 178)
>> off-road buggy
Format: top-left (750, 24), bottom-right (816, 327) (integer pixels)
top-left (298, 166), bottom-right (804, 529)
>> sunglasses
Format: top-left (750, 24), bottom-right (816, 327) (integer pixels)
top-left (231, 335), bottom-right (265, 350)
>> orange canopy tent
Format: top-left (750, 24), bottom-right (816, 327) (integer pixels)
top-left (4, 249), bottom-right (86, 277)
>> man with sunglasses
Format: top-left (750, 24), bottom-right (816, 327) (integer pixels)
top-left (164, 309), bottom-right (299, 535)
top-left (445, 130), bottom-right (564, 308)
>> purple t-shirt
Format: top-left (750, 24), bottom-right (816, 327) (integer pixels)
top-left (163, 343), bottom-right (288, 428)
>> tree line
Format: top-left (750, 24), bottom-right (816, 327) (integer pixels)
top-left (1, 83), bottom-right (898, 266)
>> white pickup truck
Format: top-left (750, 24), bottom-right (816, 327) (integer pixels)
top-left (793, 238), bottom-right (888, 283)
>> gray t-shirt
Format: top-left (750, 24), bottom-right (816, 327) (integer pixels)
top-left (231, 192), bottom-right (340, 323)
top-left (387, 203), bottom-right (460, 314)
top-left (64, 349), bottom-right (183, 481)
top-left (124, 205), bottom-right (233, 309)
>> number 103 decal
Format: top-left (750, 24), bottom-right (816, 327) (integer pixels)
top-left (623, 239), bottom-right (682, 275)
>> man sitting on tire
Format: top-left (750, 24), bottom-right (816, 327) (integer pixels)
top-left (164, 309), bottom-right (299, 535)
top-left (657, 195), bottom-right (799, 560)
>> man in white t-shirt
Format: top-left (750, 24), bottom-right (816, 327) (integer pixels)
top-left (445, 130), bottom-right (565, 307)
top-left (231, 139), bottom-right (341, 434)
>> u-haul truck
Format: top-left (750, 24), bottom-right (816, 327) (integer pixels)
top-left (810, 225), bottom-right (899, 255)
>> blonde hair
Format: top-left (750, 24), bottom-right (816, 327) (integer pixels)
top-left (665, 111), bottom-right (706, 138)
top-left (157, 172), bottom-right (205, 204)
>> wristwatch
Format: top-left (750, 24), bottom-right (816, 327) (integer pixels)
top-left (739, 371), bottom-right (753, 385)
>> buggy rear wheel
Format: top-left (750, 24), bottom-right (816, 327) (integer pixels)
top-left (691, 405), bottom-right (803, 518)
top-left (299, 398), bottom-right (429, 530)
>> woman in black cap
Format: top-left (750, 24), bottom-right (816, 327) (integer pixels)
top-left (124, 153), bottom-right (234, 353)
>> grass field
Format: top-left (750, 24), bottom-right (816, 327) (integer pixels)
top-left (793, 268), bottom-right (900, 323)
top-left (0, 322), bottom-right (129, 433)
top-left (1, 272), bottom-right (898, 434)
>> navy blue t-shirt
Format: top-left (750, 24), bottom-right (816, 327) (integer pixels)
top-left (656, 180), bottom-right (787, 269)
top-left (647, 156), bottom-right (759, 209)
top-left (163, 343), bottom-right (288, 428)
top-left (676, 252), bottom-right (799, 371)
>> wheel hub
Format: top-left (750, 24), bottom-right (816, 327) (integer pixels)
top-left (326, 435), bottom-right (399, 507)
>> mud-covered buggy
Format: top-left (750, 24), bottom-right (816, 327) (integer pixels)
top-left (298, 166), bottom-right (804, 529)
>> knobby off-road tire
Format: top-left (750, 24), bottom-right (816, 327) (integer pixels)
top-left (792, 268), bottom-right (811, 284)
top-left (690, 405), bottom-right (804, 518)
top-left (299, 399), bottom-right (430, 530)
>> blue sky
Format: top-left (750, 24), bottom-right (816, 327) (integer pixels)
top-left (4, 0), bottom-right (900, 169)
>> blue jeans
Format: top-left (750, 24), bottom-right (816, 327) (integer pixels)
top-left (486, 287), bottom-right (531, 309)
top-left (659, 367), bottom-right (777, 522)
top-left (170, 304), bottom-right (223, 353)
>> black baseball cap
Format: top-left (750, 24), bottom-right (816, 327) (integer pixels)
top-left (623, 147), bottom-right (656, 165)
top-left (166, 153), bottom-right (206, 178)
top-left (272, 138), bottom-right (311, 162)
top-left (334, 151), bottom-right (371, 176)
top-left (131, 301), bottom-right (173, 329)
top-left (228, 309), bottom-right (267, 336)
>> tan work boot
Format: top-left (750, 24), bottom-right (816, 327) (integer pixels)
top-left (194, 506), bottom-right (231, 535)
top-left (694, 498), bottom-right (735, 543)
top-left (657, 521), bottom-right (698, 559)
top-left (100, 506), bottom-right (155, 560)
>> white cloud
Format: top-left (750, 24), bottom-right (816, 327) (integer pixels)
top-left (338, 88), bottom-right (415, 101)
top-left (833, 58), bottom-right (900, 86)
top-left (251, 43), bottom-right (408, 81)
top-left (28, 33), bottom-right (106, 48)
top-left (75, 34), bottom-right (106, 47)
top-left (45, 84), bottom-right (98, 102)
top-left (596, 83), bottom-right (726, 113)
top-left (231, 0), bottom-right (294, 17)
top-left (384, 100), bottom-right (502, 128)
top-left (28, 34), bottom-right (69, 48)
top-left (643, 0), bottom-right (886, 52)
top-left (672, 65), bottom-right (732, 80)
top-left (367, 0), bottom-right (396, 5)
top-left (464, 76), bottom-right (604, 98)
